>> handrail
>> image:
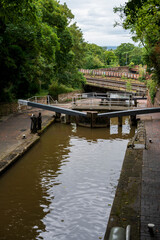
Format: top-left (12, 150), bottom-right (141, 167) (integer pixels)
top-left (18, 100), bottom-right (87, 117)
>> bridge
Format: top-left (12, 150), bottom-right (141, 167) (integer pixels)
top-left (18, 98), bottom-right (160, 127)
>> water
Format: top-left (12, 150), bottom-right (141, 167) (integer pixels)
top-left (0, 118), bottom-right (135, 240)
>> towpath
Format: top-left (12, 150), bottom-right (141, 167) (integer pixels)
top-left (0, 108), bottom-right (54, 163)
top-left (140, 112), bottom-right (160, 239)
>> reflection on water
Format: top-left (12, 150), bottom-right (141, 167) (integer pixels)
top-left (0, 117), bottom-right (135, 240)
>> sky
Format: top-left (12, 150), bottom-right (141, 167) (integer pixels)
top-left (59, 0), bottom-right (134, 47)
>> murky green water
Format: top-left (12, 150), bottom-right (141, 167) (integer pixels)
top-left (0, 118), bottom-right (135, 240)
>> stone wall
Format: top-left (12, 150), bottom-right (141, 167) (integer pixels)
top-left (0, 102), bottom-right (29, 117)
top-left (0, 103), bottom-right (19, 116)
top-left (147, 88), bottom-right (160, 107)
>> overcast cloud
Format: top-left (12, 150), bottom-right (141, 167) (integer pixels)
top-left (60, 0), bottom-right (134, 46)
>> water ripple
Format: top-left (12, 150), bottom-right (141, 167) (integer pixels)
top-left (38, 136), bottom-right (129, 240)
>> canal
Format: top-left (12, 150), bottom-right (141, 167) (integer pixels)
top-left (0, 117), bottom-right (135, 240)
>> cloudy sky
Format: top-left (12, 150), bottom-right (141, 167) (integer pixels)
top-left (59, 0), bottom-right (134, 47)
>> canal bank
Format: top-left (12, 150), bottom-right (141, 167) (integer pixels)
top-left (0, 109), bottom-right (55, 175)
top-left (104, 120), bottom-right (145, 240)
top-left (104, 112), bottom-right (160, 240)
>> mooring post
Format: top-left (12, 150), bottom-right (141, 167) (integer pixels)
top-left (118, 116), bottom-right (123, 126)
top-left (130, 115), bottom-right (137, 125)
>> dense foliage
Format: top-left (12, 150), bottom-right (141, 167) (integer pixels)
top-left (115, 43), bottom-right (145, 66)
top-left (82, 43), bottom-right (117, 69)
top-left (0, 0), bottom-right (86, 101)
top-left (0, 0), bottom-right (151, 102)
top-left (81, 42), bottom-right (145, 69)
top-left (114, 0), bottom-right (160, 84)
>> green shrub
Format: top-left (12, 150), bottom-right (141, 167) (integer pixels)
top-left (129, 62), bottom-right (135, 68)
top-left (126, 79), bottom-right (132, 91)
top-left (48, 82), bottom-right (74, 99)
top-left (138, 76), bottom-right (146, 82)
top-left (147, 79), bottom-right (157, 104)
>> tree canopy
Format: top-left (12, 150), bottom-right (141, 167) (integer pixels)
top-left (81, 42), bottom-right (145, 69)
top-left (82, 43), bottom-right (118, 69)
top-left (0, 0), bottom-right (86, 101)
top-left (114, 0), bottom-right (160, 83)
top-left (0, 0), bottom-right (152, 102)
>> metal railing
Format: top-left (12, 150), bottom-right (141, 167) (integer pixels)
top-left (71, 92), bottom-right (139, 108)
top-left (27, 95), bottom-right (57, 105)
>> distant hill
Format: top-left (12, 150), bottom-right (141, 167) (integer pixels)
top-left (101, 46), bottom-right (117, 50)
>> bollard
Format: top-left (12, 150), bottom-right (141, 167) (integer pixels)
top-left (148, 223), bottom-right (155, 236)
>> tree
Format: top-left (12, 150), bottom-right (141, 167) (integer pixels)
top-left (0, 0), bottom-right (40, 101)
top-left (82, 43), bottom-right (118, 69)
top-left (104, 50), bottom-right (118, 66)
top-left (0, 0), bottom-right (86, 101)
top-left (115, 43), bottom-right (135, 66)
top-left (114, 0), bottom-right (160, 82)
top-left (130, 46), bottom-right (145, 65)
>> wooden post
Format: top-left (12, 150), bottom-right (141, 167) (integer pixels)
top-left (66, 114), bottom-right (71, 124)
top-left (130, 115), bottom-right (137, 126)
top-left (134, 99), bottom-right (137, 107)
top-left (106, 117), bottom-right (110, 127)
top-left (87, 111), bottom-right (98, 128)
top-left (91, 112), bottom-right (98, 128)
top-left (118, 116), bottom-right (123, 126)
